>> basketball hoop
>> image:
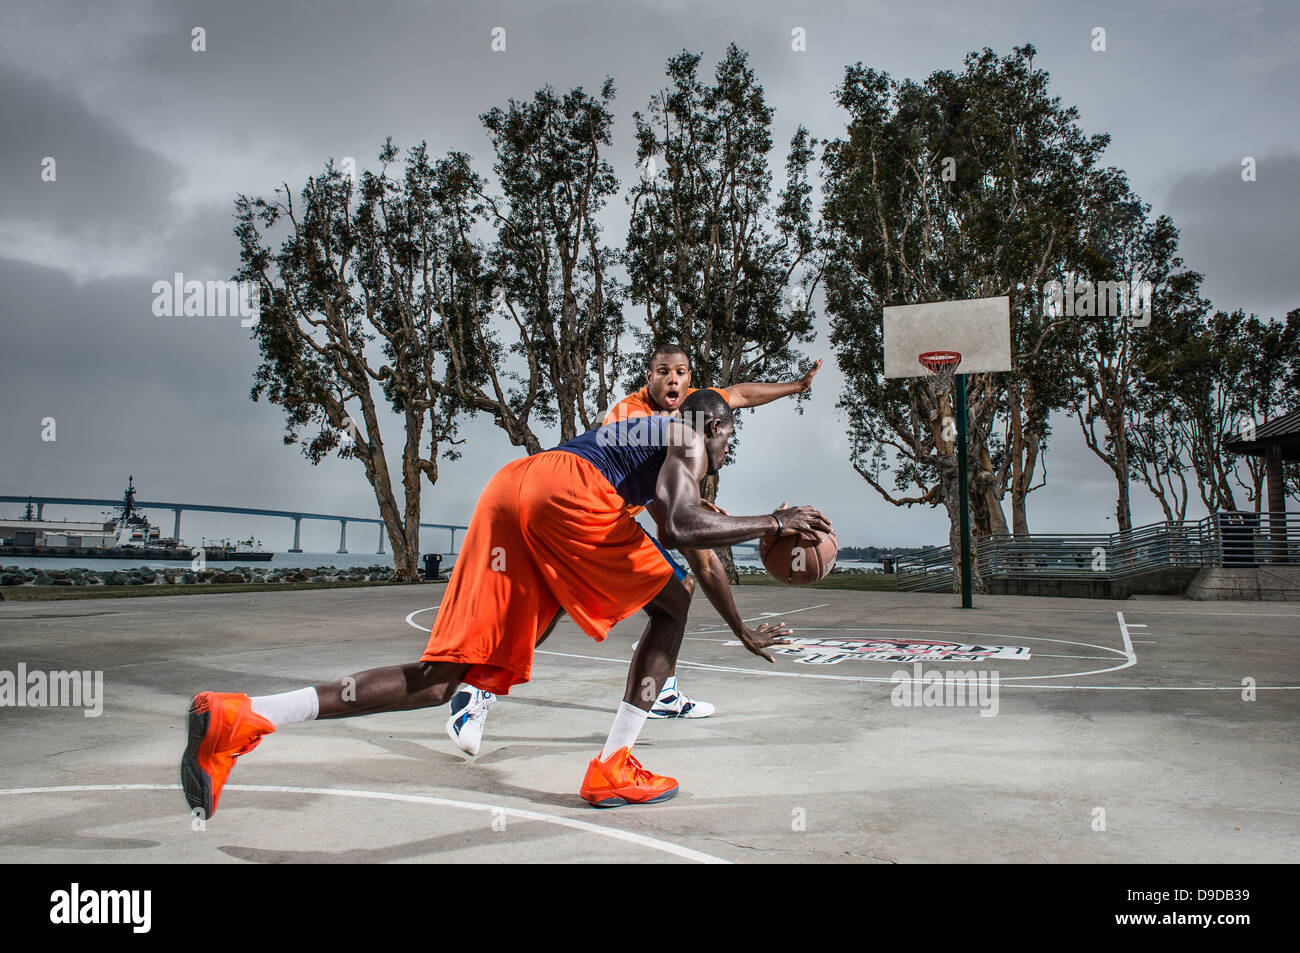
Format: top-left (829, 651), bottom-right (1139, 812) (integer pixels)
top-left (918, 350), bottom-right (962, 391)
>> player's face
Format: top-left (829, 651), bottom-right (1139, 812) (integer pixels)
top-left (646, 357), bottom-right (692, 412)
top-left (705, 419), bottom-right (733, 474)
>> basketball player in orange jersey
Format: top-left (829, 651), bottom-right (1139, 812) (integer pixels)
top-left (182, 390), bottom-right (831, 812)
top-left (445, 343), bottom-right (823, 753)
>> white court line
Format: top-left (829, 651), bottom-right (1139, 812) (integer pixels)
top-left (1031, 653), bottom-right (1120, 661)
top-left (701, 626), bottom-right (1134, 682)
top-left (565, 627), bottom-right (1134, 683)
top-left (692, 603), bottom-right (830, 631)
top-left (0, 784), bottom-right (730, 865)
top-left (406, 605), bottom-right (440, 629)
top-left (408, 603), bottom-right (832, 635)
top-left (409, 606), bottom-right (1298, 691)
top-left (995, 685), bottom-right (1300, 691)
top-left (696, 624), bottom-right (1132, 648)
top-left (533, 650), bottom-right (1299, 691)
top-left (1116, 612), bottom-right (1140, 668)
top-left (538, 648), bottom-right (892, 683)
top-left (686, 637), bottom-right (1115, 661)
top-left (982, 607), bottom-right (1300, 619)
top-left (410, 606), bottom-right (1134, 682)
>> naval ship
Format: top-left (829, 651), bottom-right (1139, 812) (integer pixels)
top-left (0, 478), bottom-right (272, 561)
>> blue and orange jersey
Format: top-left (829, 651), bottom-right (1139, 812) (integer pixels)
top-left (553, 416), bottom-right (675, 507)
top-left (598, 387), bottom-right (732, 516)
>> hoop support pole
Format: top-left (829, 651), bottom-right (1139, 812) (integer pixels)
top-left (956, 372), bottom-right (973, 609)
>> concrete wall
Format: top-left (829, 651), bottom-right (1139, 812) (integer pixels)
top-left (987, 576), bottom-right (1116, 599)
top-left (985, 567), bottom-right (1202, 600)
top-left (1186, 566), bottom-right (1300, 601)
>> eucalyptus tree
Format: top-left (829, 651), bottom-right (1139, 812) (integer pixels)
top-left (235, 141), bottom-right (485, 580)
top-left (625, 45), bottom-right (820, 578)
top-left (1066, 169), bottom-right (1204, 531)
top-left (821, 45), bottom-right (1105, 584)
top-left (456, 80), bottom-right (629, 448)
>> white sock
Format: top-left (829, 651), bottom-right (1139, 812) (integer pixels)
top-left (250, 688), bottom-right (319, 728)
top-left (600, 701), bottom-right (649, 760)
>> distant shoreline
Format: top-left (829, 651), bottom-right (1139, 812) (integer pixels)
top-left (1, 553), bottom-right (885, 572)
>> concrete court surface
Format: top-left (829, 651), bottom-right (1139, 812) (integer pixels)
top-left (0, 583), bottom-right (1296, 864)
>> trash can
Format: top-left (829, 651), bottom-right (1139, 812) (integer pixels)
top-left (422, 553), bottom-right (442, 580)
top-left (1219, 512), bottom-right (1258, 568)
top-left (881, 555), bottom-right (895, 575)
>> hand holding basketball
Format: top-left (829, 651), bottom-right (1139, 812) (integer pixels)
top-left (762, 503), bottom-right (837, 586)
top-left (770, 502), bottom-right (832, 536)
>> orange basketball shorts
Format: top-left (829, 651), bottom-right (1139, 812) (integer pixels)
top-left (420, 451), bottom-right (678, 694)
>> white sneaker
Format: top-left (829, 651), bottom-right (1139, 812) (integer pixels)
top-left (446, 687), bottom-right (496, 755)
top-left (648, 679), bottom-right (715, 719)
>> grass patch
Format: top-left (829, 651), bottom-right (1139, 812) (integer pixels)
top-left (737, 572), bottom-right (897, 592)
top-left (0, 579), bottom-right (439, 602)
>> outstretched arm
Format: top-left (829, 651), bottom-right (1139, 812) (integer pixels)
top-left (725, 359), bottom-right (822, 409)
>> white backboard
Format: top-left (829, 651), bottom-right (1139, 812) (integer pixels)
top-left (882, 296), bottom-right (1012, 378)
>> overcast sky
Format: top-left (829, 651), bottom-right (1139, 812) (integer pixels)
top-left (1, 0), bottom-right (1297, 553)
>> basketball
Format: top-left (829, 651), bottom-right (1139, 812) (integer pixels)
top-left (760, 528), bottom-right (838, 586)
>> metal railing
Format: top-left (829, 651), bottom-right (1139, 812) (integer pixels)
top-left (981, 520), bottom-right (1217, 578)
top-left (895, 511), bottom-right (1298, 592)
top-left (1211, 511), bottom-right (1300, 567)
top-left (895, 544), bottom-right (958, 593)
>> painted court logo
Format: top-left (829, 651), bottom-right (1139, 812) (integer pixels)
top-left (721, 636), bottom-right (1032, 665)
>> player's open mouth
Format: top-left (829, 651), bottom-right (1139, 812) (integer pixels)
top-left (665, 390), bottom-right (680, 406)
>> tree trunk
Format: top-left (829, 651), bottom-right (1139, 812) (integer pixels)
top-left (389, 531), bottom-right (419, 581)
top-left (355, 398), bottom-right (424, 583)
top-left (944, 481), bottom-right (983, 595)
top-left (937, 447), bottom-right (983, 595)
top-left (1113, 461), bottom-right (1132, 532)
top-left (1109, 410), bottom-right (1133, 532)
top-left (1011, 493), bottom-right (1030, 539)
top-left (1007, 376), bottom-right (1045, 540)
top-left (946, 490), bottom-right (963, 594)
top-left (977, 443), bottom-right (1009, 537)
top-left (984, 484), bottom-right (1008, 536)
top-left (970, 476), bottom-right (992, 540)
top-left (1010, 424), bottom-right (1041, 538)
top-left (396, 407), bottom-right (425, 582)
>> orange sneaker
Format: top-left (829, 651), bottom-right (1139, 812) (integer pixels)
top-left (580, 747), bottom-right (678, 808)
top-left (180, 691), bottom-right (275, 818)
